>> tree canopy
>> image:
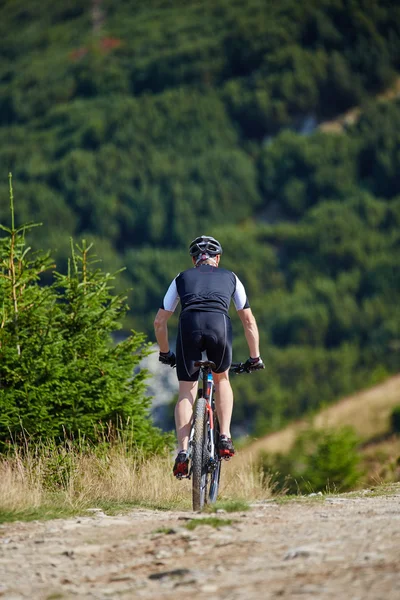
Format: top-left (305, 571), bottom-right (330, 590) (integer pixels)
top-left (1, 0), bottom-right (400, 434)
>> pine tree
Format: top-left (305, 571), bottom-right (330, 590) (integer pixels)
top-left (0, 175), bottom-right (170, 453)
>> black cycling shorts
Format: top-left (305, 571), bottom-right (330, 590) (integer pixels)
top-left (176, 311), bottom-right (232, 382)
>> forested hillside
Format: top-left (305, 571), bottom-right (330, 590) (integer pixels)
top-left (1, 0), bottom-right (400, 435)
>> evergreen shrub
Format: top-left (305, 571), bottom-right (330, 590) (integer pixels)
top-left (0, 175), bottom-right (171, 454)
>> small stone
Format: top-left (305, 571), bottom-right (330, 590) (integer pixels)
top-left (361, 552), bottom-right (384, 562)
top-left (155, 550), bottom-right (172, 559)
top-left (86, 508), bottom-right (106, 518)
top-left (149, 568), bottom-right (191, 581)
top-left (201, 584), bottom-right (218, 593)
top-left (284, 546), bottom-right (324, 560)
top-left (100, 588), bottom-right (118, 596)
top-left (109, 574), bottom-right (135, 582)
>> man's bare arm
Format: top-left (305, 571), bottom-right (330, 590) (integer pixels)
top-left (153, 308), bottom-right (174, 353)
top-left (237, 308), bottom-right (260, 358)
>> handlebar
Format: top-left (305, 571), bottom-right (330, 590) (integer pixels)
top-left (230, 362), bottom-right (253, 374)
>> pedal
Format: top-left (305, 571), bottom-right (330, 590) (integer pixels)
top-left (219, 449), bottom-right (234, 459)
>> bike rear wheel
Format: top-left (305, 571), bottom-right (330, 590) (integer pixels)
top-left (208, 459), bottom-right (221, 504)
top-left (208, 419), bottom-right (221, 504)
top-left (192, 397), bottom-right (209, 511)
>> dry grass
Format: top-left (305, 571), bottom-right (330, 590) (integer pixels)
top-left (313, 375), bottom-right (400, 440)
top-left (220, 452), bottom-right (274, 501)
top-left (361, 436), bottom-right (400, 487)
top-left (8, 371), bottom-right (398, 518)
top-left (0, 454), bottom-right (44, 513)
top-left (0, 443), bottom-right (273, 519)
top-left (3, 375), bottom-right (398, 520)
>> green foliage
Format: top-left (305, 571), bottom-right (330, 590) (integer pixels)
top-left (0, 505), bottom-right (80, 525)
top-left (185, 517), bottom-right (234, 530)
top-left (391, 406), bottom-right (400, 434)
top-left (353, 101), bottom-right (400, 198)
top-left (260, 426), bottom-right (363, 494)
top-left (0, 180), bottom-right (170, 453)
top-left (205, 499), bottom-right (250, 513)
top-left (0, 0), bottom-right (400, 437)
top-left (153, 527), bottom-right (176, 535)
top-left (258, 130), bottom-right (358, 218)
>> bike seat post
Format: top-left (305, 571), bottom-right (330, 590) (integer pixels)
top-left (194, 360), bottom-right (216, 398)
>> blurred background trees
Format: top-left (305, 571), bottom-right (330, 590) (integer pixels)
top-left (1, 0), bottom-right (399, 435)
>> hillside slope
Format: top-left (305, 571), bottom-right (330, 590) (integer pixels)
top-left (240, 374), bottom-right (400, 458)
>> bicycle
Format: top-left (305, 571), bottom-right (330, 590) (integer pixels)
top-left (182, 359), bottom-right (254, 511)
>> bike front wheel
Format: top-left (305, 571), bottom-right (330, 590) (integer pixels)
top-left (192, 397), bottom-right (209, 511)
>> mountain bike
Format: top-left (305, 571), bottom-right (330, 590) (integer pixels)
top-left (187, 360), bottom-right (252, 511)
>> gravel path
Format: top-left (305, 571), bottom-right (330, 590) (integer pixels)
top-left (1, 488), bottom-right (399, 599)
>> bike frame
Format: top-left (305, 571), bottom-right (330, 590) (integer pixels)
top-left (187, 360), bottom-right (255, 510)
top-left (188, 363), bottom-right (217, 470)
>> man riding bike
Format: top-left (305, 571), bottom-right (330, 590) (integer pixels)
top-left (154, 235), bottom-right (264, 478)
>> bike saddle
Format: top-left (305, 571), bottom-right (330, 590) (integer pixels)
top-left (194, 360), bottom-right (216, 370)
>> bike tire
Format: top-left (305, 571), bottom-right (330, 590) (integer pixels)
top-left (192, 397), bottom-right (209, 511)
top-left (208, 416), bottom-right (221, 504)
top-left (208, 458), bottom-right (221, 504)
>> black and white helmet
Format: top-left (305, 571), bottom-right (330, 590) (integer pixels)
top-left (189, 235), bottom-right (223, 258)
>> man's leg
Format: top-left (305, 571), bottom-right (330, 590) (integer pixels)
top-left (175, 380), bottom-right (198, 452)
top-left (212, 369), bottom-right (233, 438)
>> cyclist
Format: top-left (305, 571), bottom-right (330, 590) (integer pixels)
top-left (153, 235), bottom-right (264, 478)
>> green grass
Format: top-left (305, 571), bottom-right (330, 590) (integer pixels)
top-left (274, 493), bottom-right (326, 505)
top-left (205, 499), bottom-right (250, 513)
top-left (185, 517), bottom-right (235, 530)
top-left (0, 499), bottom-right (186, 524)
top-left (273, 482), bottom-right (400, 504)
top-left (342, 483), bottom-right (400, 498)
top-left (153, 526), bottom-right (176, 534)
top-left (0, 505), bottom-right (79, 524)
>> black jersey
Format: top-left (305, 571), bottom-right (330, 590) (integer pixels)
top-left (161, 264), bottom-right (249, 315)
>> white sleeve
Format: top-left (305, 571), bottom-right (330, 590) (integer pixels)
top-left (232, 273), bottom-right (250, 310)
top-left (161, 277), bottom-right (180, 312)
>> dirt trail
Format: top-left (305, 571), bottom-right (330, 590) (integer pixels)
top-left (1, 488), bottom-right (400, 599)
